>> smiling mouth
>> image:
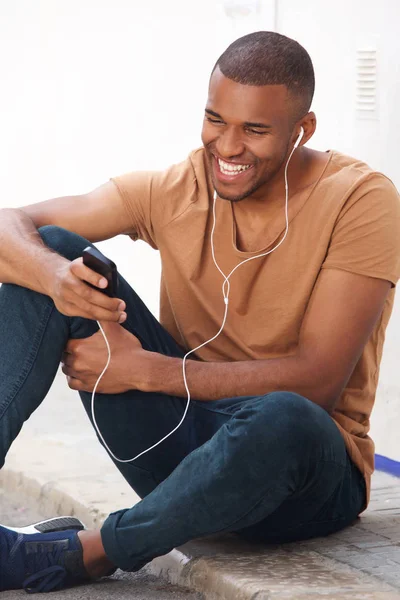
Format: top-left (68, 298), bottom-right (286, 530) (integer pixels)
top-left (218, 157), bottom-right (252, 174)
top-left (213, 155), bottom-right (254, 180)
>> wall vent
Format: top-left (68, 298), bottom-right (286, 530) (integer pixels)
top-left (356, 48), bottom-right (378, 119)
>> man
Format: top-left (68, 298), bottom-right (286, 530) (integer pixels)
top-left (0, 31), bottom-right (399, 593)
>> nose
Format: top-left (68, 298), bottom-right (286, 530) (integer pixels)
top-left (215, 126), bottom-right (245, 159)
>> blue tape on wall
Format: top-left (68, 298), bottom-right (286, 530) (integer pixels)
top-left (375, 454), bottom-right (400, 478)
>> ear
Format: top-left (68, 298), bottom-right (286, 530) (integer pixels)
top-left (296, 112), bottom-right (317, 146)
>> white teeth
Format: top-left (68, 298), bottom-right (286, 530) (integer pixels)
top-left (218, 158), bottom-right (251, 175)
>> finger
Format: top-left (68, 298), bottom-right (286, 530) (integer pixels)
top-left (67, 276), bottom-right (126, 313)
top-left (64, 328), bottom-right (106, 358)
top-left (61, 352), bottom-right (72, 366)
top-left (64, 338), bottom-right (79, 355)
top-left (66, 376), bottom-right (84, 391)
top-left (64, 298), bottom-right (127, 323)
top-left (61, 363), bottom-right (79, 379)
top-left (70, 257), bottom-right (108, 290)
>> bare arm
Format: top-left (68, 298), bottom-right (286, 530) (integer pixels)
top-left (0, 208), bottom-right (64, 293)
top-left (141, 269), bottom-right (391, 412)
top-left (0, 181), bottom-right (134, 321)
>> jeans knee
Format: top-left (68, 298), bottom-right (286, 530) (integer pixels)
top-left (246, 391), bottom-right (335, 453)
top-left (265, 391), bottom-right (320, 427)
top-left (38, 225), bottom-right (90, 262)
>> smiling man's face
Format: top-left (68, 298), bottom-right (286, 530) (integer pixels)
top-left (201, 67), bottom-right (296, 202)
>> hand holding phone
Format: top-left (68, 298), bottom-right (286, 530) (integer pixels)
top-left (46, 245), bottom-right (125, 323)
top-left (82, 247), bottom-right (118, 298)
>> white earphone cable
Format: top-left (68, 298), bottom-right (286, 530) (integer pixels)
top-left (90, 135), bottom-right (301, 463)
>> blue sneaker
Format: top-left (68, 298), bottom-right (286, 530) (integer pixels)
top-left (0, 523), bottom-right (89, 593)
top-left (1, 516), bottom-right (85, 535)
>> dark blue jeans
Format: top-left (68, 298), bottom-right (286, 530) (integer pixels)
top-left (0, 226), bottom-right (366, 572)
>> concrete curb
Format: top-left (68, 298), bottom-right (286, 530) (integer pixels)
top-left (3, 465), bottom-right (400, 599)
top-left (0, 466), bottom-right (106, 530)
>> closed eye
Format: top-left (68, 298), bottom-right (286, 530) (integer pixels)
top-left (205, 115), bottom-right (224, 125)
top-left (246, 127), bottom-right (268, 136)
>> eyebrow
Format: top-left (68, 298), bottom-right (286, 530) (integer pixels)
top-left (205, 108), bottom-right (272, 129)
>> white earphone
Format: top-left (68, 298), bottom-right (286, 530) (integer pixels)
top-left (91, 125), bottom-right (305, 464)
top-left (293, 126), bottom-right (304, 149)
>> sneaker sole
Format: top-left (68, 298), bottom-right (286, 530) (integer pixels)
top-left (1, 516), bottom-right (85, 534)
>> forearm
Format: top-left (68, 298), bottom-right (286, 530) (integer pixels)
top-left (0, 208), bottom-right (67, 293)
top-left (145, 352), bottom-right (335, 410)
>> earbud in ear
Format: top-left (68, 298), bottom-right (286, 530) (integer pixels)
top-left (293, 126), bottom-right (304, 149)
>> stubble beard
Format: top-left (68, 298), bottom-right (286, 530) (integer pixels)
top-left (214, 180), bottom-right (265, 203)
top-left (209, 158), bottom-right (284, 203)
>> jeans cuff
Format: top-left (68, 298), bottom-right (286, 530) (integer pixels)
top-left (100, 510), bottom-right (142, 572)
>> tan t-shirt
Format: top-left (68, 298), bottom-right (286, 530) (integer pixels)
top-left (112, 148), bottom-right (400, 505)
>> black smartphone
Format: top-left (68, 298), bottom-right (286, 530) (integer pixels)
top-left (82, 246), bottom-right (118, 298)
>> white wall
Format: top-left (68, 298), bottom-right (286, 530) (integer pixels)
top-left (0, 0), bottom-right (278, 312)
top-left (1, 0), bottom-right (399, 459)
top-left (0, 0), bottom-right (246, 313)
top-left (274, 0), bottom-right (400, 460)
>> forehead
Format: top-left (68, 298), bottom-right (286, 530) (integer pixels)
top-left (207, 67), bottom-right (291, 127)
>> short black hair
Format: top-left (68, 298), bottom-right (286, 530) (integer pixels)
top-left (213, 31), bottom-right (315, 122)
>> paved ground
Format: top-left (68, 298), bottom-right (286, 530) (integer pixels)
top-left (1, 370), bottom-right (400, 599)
top-left (175, 475), bottom-right (400, 599)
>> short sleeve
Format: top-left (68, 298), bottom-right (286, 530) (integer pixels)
top-left (110, 152), bottom-right (202, 250)
top-left (111, 171), bottom-right (157, 248)
top-left (322, 174), bottom-right (400, 286)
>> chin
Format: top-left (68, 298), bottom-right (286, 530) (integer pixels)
top-left (214, 189), bottom-right (251, 202)
top-left (212, 179), bottom-right (261, 202)
top-left (209, 174), bottom-right (253, 204)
